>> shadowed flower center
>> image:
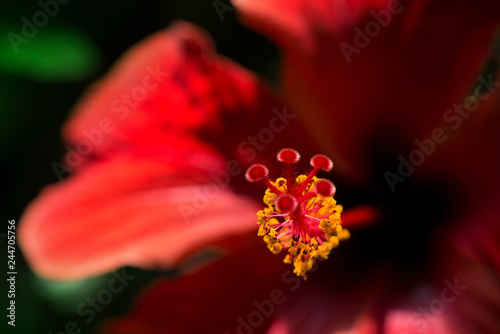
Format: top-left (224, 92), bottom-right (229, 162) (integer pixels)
top-left (246, 148), bottom-right (350, 279)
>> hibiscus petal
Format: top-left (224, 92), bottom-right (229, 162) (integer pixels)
top-left (20, 22), bottom-right (300, 280)
top-left (101, 233), bottom-right (287, 334)
top-left (265, 270), bottom-right (391, 334)
top-left (19, 141), bottom-right (262, 280)
top-left (445, 195), bottom-right (500, 333)
top-left (235, 0), bottom-right (500, 182)
top-left (62, 21), bottom-right (316, 171)
top-left (384, 307), bottom-right (460, 334)
top-left (417, 91), bottom-right (500, 215)
top-left (341, 204), bottom-right (380, 229)
top-left (64, 21), bottom-right (245, 148)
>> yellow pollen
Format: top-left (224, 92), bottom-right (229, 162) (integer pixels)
top-left (256, 175), bottom-right (349, 280)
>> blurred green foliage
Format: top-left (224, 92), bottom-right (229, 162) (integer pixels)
top-left (0, 24), bottom-right (101, 82)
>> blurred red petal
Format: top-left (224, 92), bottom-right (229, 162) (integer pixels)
top-left (265, 271), bottom-right (390, 334)
top-left (443, 194), bottom-right (500, 333)
top-left (236, 0), bottom-right (500, 182)
top-left (418, 92), bottom-right (500, 214)
top-left (63, 21), bottom-right (247, 158)
top-left (19, 141), bottom-right (262, 280)
top-left (384, 307), bottom-right (459, 334)
top-left (341, 204), bottom-right (380, 229)
top-left (62, 21), bottom-right (317, 171)
top-left (20, 22), bottom-right (304, 280)
top-left (102, 233), bottom-right (287, 334)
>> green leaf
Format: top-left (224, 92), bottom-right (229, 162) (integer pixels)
top-left (0, 23), bottom-right (101, 82)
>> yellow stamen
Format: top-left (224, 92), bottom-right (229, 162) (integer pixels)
top-left (256, 175), bottom-right (349, 280)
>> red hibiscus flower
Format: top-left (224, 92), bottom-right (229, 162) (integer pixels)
top-left (19, 0), bottom-right (500, 333)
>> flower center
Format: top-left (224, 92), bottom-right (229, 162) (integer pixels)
top-left (246, 148), bottom-right (350, 279)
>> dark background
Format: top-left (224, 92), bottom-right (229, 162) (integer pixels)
top-left (1, 1), bottom-right (278, 333)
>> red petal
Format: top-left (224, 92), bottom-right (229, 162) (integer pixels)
top-left (20, 22), bottom-right (302, 280)
top-left (341, 204), bottom-right (380, 229)
top-left (384, 304), bottom-right (462, 334)
top-left (62, 21), bottom-right (317, 172)
top-left (102, 233), bottom-right (287, 334)
top-left (265, 271), bottom-right (390, 334)
top-left (236, 0), bottom-right (500, 182)
top-left (63, 22), bottom-right (240, 158)
top-left (19, 142), bottom-right (262, 280)
top-left (442, 194), bottom-right (500, 333)
top-left (411, 91), bottom-right (500, 220)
